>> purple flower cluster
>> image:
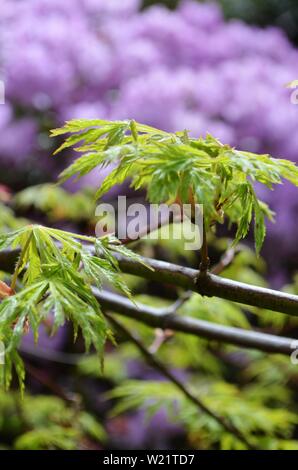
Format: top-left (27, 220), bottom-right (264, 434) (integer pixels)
top-left (1, 0), bottom-right (298, 281)
top-left (3, 0), bottom-right (297, 153)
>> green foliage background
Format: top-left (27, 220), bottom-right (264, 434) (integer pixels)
top-left (0, 119), bottom-right (298, 449)
top-left (142, 0), bottom-right (298, 43)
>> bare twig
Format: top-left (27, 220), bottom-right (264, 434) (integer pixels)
top-left (0, 279), bottom-right (14, 298)
top-left (148, 328), bottom-right (174, 354)
top-left (164, 290), bottom-right (193, 314)
top-left (111, 253), bottom-right (298, 317)
top-left (2, 248), bottom-right (298, 316)
top-left (93, 289), bottom-right (296, 356)
top-left (199, 218), bottom-right (210, 273)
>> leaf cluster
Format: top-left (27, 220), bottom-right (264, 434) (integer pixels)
top-left (52, 119), bottom-right (298, 253)
top-left (0, 390), bottom-right (105, 450)
top-left (107, 378), bottom-right (298, 450)
top-left (0, 225), bottom-right (139, 390)
top-left (14, 184), bottom-right (95, 223)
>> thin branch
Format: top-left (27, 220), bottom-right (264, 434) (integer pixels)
top-left (161, 245), bottom-right (238, 319)
top-left (147, 291), bottom-right (192, 352)
top-left (199, 218), bottom-right (210, 272)
top-left (163, 289), bottom-right (193, 314)
top-left (11, 231), bottom-right (32, 291)
top-left (25, 363), bottom-right (73, 403)
top-left (111, 253), bottom-right (298, 317)
top-left (148, 328), bottom-right (174, 354)
top-left (2, 248), bottom-right (298, 316)
top-left (211, 246), bottom-right (238, 275)
top-left (0, 279), bottom-right (14, 299)
top-left (105, 313), bottom-right (257, 450)
top-left (93, 289), bottom-right (296, 356)
top-left (120, 212), bottom-right (175, 245)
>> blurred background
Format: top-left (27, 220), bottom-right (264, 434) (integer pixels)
top-left (1, 0), bottom-right (298, 450)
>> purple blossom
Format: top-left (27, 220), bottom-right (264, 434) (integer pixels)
top-left (2, 0), bottom-right (298, 281)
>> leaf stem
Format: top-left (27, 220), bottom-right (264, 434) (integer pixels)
top-left (199, 218), bottom-right (210, 273)
top-left (11, 231), bottom-right (33, 291)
